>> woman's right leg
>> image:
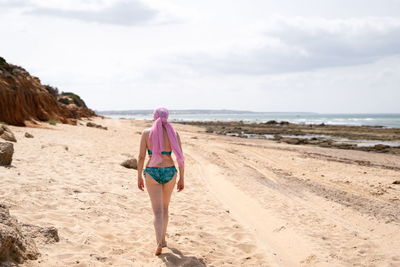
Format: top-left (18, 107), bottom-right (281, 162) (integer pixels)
top-left (144, 174), bottom-right (164, 247)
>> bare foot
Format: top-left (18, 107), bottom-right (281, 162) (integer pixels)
top-left (161, 240), bottom-right (167, 248)
top-left (155, 243), bottom-right (162, 255)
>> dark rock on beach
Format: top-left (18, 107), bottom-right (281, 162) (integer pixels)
top-left (0, 204), bottom-right (40, 264)
top-left (279, 138), bottom-right (307, 145)
top-left (205, 127), bottom-right (214, 133)
top-left (373, 144), bottom-right (391, 151)
top-left (0, 142), bottom-right (13, 166)
top-left (24, 132), bottom-right (34, 138)
top-left (121, 158), bottom-right (138, 169)
top-left (0, 125), bottom-right (16, 142)
top-left (21, 224), bottom-right (60, 245)
top-left (332, 143), bottom-right (357, 150)
top-left (86, 122), bottom-right (108, 130)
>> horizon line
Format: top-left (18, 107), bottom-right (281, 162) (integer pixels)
top-left (95, 109), bottom-right (400, 115)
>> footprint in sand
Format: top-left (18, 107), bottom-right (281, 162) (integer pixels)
top-left (231, 232), bottom-right (246, 241)
top-left (236, 243), bottom-right (256, 253)
top-left (300, 254), bottom-right (318, 265)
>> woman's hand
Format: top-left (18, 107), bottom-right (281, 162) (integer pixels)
top-left (177, 178), bottom-right (184, 192)
top-left (138, 177), bottom-right (145, 191)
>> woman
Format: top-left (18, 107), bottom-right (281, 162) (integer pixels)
top-left (137, 107), bottom-right (185, 256)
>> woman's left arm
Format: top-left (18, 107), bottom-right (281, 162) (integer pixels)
top-left (136, 130), bottom-right (147, 191)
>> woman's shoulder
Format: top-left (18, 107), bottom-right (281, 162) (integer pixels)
top-left (141, 128), bottom-right (151, 135)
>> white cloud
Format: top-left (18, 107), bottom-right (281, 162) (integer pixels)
top-left (1, 0), bottom-right (160, 26)
top-left (29, 1), bottom-right (157, 25)
top-left (178, 16), bottom-right (400, 75)
top-left (0, 0), bottom-right (27, 7)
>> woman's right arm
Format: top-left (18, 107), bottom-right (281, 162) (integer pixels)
top-left (136, 130), bottom-right (147, 191)
top-left (176, 132), bottom-right (185, 192)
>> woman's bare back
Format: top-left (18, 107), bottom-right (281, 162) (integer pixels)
top-left (145, 127), bottom-right (175, 167)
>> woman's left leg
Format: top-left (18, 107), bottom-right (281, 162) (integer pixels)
top-left (161, 174), bottom-right (177, 246)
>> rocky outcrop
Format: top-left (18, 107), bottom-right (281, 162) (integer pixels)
top-left (65, 103), bottom-right (96, 120)
top-left (21, 224), bottom-right (59, 245)
top-left (0, 204), bottom-right (60, 265)
top-left (181, 120), bottom-right (400, 155)
top-left (0, 125), bottom-right (16, 142)
top-left (0, 142), bottom-right (13, 166)
top-left (58, 92), bottom-right (96, 119)
top-left (0, 57), bottom-right (97, 126)
top-left (0, 204), bottom-right (40, 264)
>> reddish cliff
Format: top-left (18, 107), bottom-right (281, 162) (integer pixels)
top-left (0, 57), bottom-right (96, 126)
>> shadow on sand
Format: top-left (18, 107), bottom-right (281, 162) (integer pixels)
top-left (1, 165), bottom-right (16, 169)
top-left (159, 247), bottom-right (206, 267)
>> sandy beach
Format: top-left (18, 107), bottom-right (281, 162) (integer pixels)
top-left (1, 116), bottom-right (400, 266)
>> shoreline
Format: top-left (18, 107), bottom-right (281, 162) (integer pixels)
top-left (173, 119), bottom-right (400, 155)
top-left (99, 112), bottom-right (400, 128)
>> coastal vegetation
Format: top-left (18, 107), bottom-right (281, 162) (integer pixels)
top-left (47, 119), bottom-right (57, 125)
top-left (0, 57), bottom-right (7, 67)
top-left (59, 92), bottom-right (88, 108)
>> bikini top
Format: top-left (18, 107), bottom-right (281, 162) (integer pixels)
top-left (147, 149), bottom-right (172, 156)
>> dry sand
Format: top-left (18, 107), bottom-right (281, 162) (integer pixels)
top-left (1, 117), bottom-right (400, 266)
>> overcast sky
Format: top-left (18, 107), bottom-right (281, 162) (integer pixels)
top-left (1, 0), bottom-right (400, 113)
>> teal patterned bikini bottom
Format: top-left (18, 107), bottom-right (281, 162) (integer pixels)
top-left (144, 166), bottom-right (177, 184)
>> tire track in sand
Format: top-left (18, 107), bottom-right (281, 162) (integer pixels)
top-left (185, 144), bottom-right (320, 267)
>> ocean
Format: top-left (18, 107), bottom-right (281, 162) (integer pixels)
top-left (97, 111), bottom-right (400, 128)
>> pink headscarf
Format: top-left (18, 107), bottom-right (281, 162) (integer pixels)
top-left (148, 107), bottom-right (185, 168)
